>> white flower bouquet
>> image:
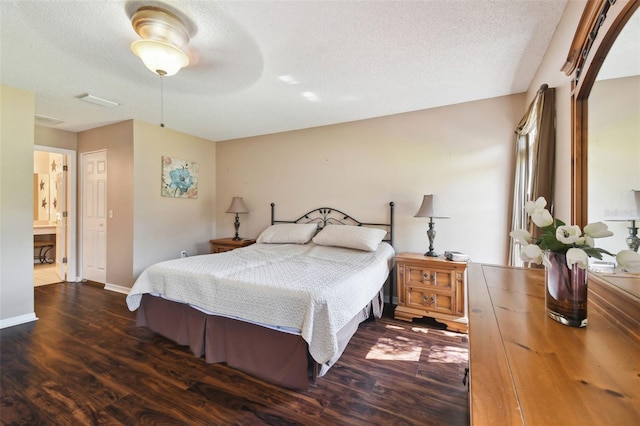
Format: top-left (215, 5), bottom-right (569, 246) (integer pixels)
top-left (510, 197), bottom-right (614, 268)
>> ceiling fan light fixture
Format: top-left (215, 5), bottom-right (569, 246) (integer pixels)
top-left (130, 6), bottom-right (191, 76)
top-left (131, 39), bottom-right (189, 76)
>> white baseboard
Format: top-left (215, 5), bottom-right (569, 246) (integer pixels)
top-left (104, 283), bottom-right (130, 295)
top-left (0, 312), bottom-right (38, 329)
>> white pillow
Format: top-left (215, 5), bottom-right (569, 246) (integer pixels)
top-left (312, 224), bottom-right (387, 252)
top-left (256, 223), bottom-right (317, 244)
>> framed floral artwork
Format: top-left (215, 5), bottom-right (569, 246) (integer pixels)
top-left (161, 156), bottom-right (198, 198)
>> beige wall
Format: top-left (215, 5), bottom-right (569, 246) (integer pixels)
top-left (0, 85), bottom-right (36, 326)
top-left (216, 93), bottom-right (526, 265)
top-left (132, 120), bottom-right (216, 279)
top-left (35, 126), bottom-right (77, 151)
top-left (78, 121), bottom-right (135, 287)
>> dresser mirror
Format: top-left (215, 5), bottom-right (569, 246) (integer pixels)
top-left (589, 9), bottom-right (640, 258)
top-left (567, 1), bottom-right (640, 303)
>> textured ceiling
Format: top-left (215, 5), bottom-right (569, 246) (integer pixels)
top-left (1, 0), bottom-right (572, 142)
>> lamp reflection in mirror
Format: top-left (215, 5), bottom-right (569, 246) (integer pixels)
top-left (414, 194), bottom-right (449, 257)
top-left (606, 189), bottom-right (640, 251)
top-left (226, 197), bottom-right (249, 241)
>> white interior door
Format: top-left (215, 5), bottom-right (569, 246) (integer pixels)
top-left (82, 150), bottom-right (107, 283)
top-left (55, 157), bottom-right (67, 281)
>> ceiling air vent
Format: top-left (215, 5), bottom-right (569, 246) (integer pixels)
top-left (34, 114), bottom-right (64, 126)
top-left (77, 93), bottom-right (120, 108)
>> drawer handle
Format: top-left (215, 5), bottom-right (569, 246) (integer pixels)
top-left (423, 295), bottom-right (435, 304)
top-left (422, 272), bottom-right (436, 281)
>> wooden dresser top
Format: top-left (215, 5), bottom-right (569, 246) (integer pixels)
top-left (467, 263), bottom-right (639, 425)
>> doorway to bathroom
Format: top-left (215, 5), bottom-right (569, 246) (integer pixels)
top-left (33, 145), bottom-right (77, 285)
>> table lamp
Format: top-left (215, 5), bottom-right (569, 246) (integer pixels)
top-left (606, 189), bottom-right (640, 252)
top-left (414, 194), bottom-right (449, 257)
top-left (226, 197), bottom-right (249, 240)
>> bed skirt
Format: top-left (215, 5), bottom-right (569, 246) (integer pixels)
top-left (135, 288), bottom-right (384, 390)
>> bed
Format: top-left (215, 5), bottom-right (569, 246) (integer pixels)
top-left (126, 202), bottom-right (395, 390)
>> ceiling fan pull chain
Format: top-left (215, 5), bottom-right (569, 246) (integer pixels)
top-left (160, 73), bottom-right (165, 128)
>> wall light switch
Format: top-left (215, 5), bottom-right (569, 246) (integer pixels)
top-left (109, 210), bottom-right (114, 219)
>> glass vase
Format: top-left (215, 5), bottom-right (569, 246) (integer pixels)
top-left (545, 251), bottom-right (588, 327)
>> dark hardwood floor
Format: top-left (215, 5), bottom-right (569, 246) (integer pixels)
top-left (1, 283), bottom-right (469, 425)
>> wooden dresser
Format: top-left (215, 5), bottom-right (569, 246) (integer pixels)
top-left (209, 238), bottom-right (255, 253)
top-left (394, 253), bottom-right (468, 332)
top-left (467, 263), bottom-right (640, 425)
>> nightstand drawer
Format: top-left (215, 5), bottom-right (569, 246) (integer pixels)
top-left (403, 264), bottom-right (453, 290)
top-left (405, 286), bottom-right (455, 315)
top-left (211, 246), bottom-right (234, 254)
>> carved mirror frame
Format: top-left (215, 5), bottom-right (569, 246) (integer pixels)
top-left (563, 0), bottom-right (639, 228)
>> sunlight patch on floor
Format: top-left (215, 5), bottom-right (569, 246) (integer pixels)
top-left (365, 336), bottom-right (422, 361)
top-left (440, 329), bottom-right (465, 337)
top-left (427, 345), bottom-right (468, 364)
top-left (384, 324), bottom-right (406, 331)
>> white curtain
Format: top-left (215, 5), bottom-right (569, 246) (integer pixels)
top-left (509, 85), bottom-right (556, 267)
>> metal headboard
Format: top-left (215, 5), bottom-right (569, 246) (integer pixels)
top-left (270, 202), bottom-right (395, 247)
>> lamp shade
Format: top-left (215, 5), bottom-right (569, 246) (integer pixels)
top-left (606, 189), bottom-right (640, 221)
top-left (131, 40), bottom-right (189, 76)
top-left (226, 197), bottom-right (249, 214)
top-left (414, 194), bottom-right (448, 218)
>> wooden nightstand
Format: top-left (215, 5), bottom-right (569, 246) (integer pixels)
top-left (394, 253), bottom-right (468, 333)
top-left (209, 238), bottom-right (256, 254)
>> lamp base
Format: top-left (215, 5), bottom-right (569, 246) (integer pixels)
top-left (425, 220), bottom-right (438, 257)
top-left (627, 221), bottom-right (639, 252)
top-left (232, 213), bottom-right (241, 241)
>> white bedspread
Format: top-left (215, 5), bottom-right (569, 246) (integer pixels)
top-left (126, 242), bottom-right (395, 364)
